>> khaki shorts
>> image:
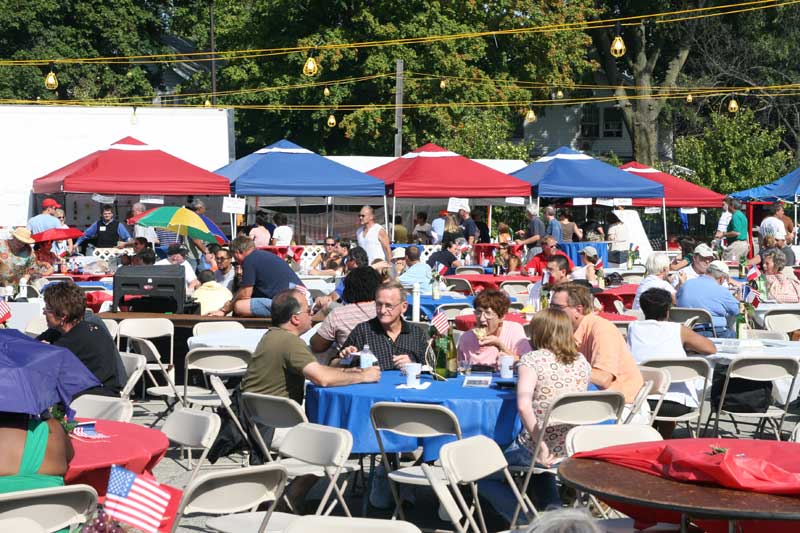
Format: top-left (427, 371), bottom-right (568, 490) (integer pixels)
top-left (723, 240), bottom-right (750, 261)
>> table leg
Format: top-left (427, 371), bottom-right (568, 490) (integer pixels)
top-left (728, 520), bottom-right (738, 533)
top-left (680, 513), bottom-right (689, 533)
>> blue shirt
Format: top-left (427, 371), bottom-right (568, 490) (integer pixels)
top-left (460, 218), bottom-right (480, 242)
top-left (27, 214), bottom-right (61, 234)
top-left (75, 219), bottom-right (132, 246)
top-left (546, 218), bottom-right (563, 242)
top-left (398, 262), bottom-right (435, 294)
top-left (677, 275), bottom-right (739, 328)
top-left (430, 217), bottom-right (445, 244)
top-left (241, 249), bottom-right (303, 299)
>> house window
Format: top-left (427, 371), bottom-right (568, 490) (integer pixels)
top-left (603, 107), bottom-right (623, 138)
top-left (580, 105), bottom-right (599, 138)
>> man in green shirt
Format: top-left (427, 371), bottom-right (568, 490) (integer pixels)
top-left (722, 197), bottom-right (751, 261)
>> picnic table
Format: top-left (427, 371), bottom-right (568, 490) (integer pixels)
top-left (595, 284), bottom-right (638, 312)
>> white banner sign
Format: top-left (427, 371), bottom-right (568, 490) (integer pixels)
top-left (613, 198), bottom-right (633, 206)
top-left (595, 198), bottom-right (614, 207)
top-left (504, 196), bottom-right (525, 205)
top-left (644, 207), bottom-right (662, 214)
top-left (572, 197), bottom-right (592, 206)
top-left (446, 197), bottom-right (470, 213)
top-left (222, 196), bottom-right (246, 215)
top-left (680, 207), bottom-right (699, 214)
top-left (91, 193), bottom-right (116, 204)
top-left (139, 195), bottom-right (164, 205)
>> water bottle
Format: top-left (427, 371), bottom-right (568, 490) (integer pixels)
top-left (360, 343), bottom-right (377, 368)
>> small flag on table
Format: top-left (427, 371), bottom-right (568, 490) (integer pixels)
top-left (435, 262), bottom-right (449, 276)
top-left (105, 465), bottom-right (181, 533)
top-left (0, 298), bottom-right (10, 323)
top-left (431, 311), bottom-right (450, 335)
top-left (743, 286), bottom-right (761, 308)
top-left (746, 265), bottom-right (761, 282)
top-left (595, 259), bottom-right (604, 269)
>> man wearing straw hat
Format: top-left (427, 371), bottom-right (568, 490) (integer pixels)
top-left (0, 227), bottom-right (38, 288)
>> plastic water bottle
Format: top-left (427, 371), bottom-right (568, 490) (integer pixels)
top-left (360, 343), bottom-right (376, 368)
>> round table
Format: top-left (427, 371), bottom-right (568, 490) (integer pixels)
top-left (65, 419), bottom-right (169, 496)
top-left (305, 371), bottom-right (520, 461)
top-left (446, 274), bottom-right (540, 292)
top-left (65, 273), bottom-right (110, 282)
top-left (596, 283), bottom-right (638, 312)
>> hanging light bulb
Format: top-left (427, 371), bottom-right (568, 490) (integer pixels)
top-left (610, 35), bottom-right (626, 58)
top-left (130, 106), bottom-right (138, 125)
top-left (555, 89), bottom-right (564, 99)
top-left (302, 55), bottom-right (319, 77)
top-left (686, 94), bottom-right (693, 103)
top-left (524, 108), bottom-right (537, 123)
top-left (728, 98), bottom-right (739, 113)
top-left (44, 62), bottom-right (58, 91)
top-left (327, 114), bottom-right (337, 127)
top-left (439, 79), bottom-right (447, 89)
top-left (323, 86), bottom-right (330, 97)
top-left (204, 99), bottom-right (212, 107)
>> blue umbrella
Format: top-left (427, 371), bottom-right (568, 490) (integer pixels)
top-left (0, 329), bottom-right (99, 415)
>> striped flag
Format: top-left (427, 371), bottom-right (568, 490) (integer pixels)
top-left (434, 262), bottom-right (448, 275)
top-left (105, 465), bottom-right (178, 533)
top-left (746, 265), bottom-right (760, 282)
top-left (744, 286), bottom-right (761, 308)
top-left (0, 298), bottom-right (10, 323)
top-left (431, 311), bottom-right (450, 335)
top-left (595, 258), bottom-right (604, 269)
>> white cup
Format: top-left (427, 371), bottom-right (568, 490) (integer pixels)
top-left (499, 355), bottom-right (515, 379)
top-left (405, 363), bottom-right (422, 387)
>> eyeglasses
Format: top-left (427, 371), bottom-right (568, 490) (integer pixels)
top-left (376, 302), bottom-right (401, 311)
top-left (325, 242), bottom-right (335, 247)
top-left (547, 244), bottom-right (558, 249)
top-left (474, 308), bottom-right (498, 318)
top-left (215, 256), bottom-right (230, 262)
top-left (293, 308), bottom-right (312, 316)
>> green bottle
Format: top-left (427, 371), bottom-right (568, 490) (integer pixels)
top-left (446, 328), bottom-right (458, 378)
top-left (736, 303), bottom-right (748, 339)
top-left (434, 331), bottom-right (449, 378)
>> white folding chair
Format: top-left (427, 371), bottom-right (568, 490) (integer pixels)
top-left (161, 406), bottom-right (221, 486)
top-left (0, 484), bottom-right (97, 533)
top-left (623, 379), bottom-right (653, 425)
top-left (667, 307), bottom-right (716, 337)
top-left (370, 402), bottom-right (462, 520)
top-left (638, 367), bottom-right (671, 424)
top-left (24, 316), bottom-right (49, 338)
top-left (708, 356), bottom-right (800, 440)
top-left (499, 280), bottom-right (533, 301)
top-left (510, 391), bottom-right (625, 527)
top-left (640, 357), bottom-right (711, 437)
top-left (209, 375), bottom-right (251, 466)
top-left (0, 517), bottom-right (45, 532)
top-left (183, 347), bottom-right (252, 407)
top-left (763, 310), bottom-right (800, 334)
top-left (119, 352), bottom-right (146, 400)
top-left (285, 515), bottom-right (422, 533)
top-left (71, 395), bottom-right (133, 422)
top-left (438, 435), bottom-right (536, 533)
top-left (241, 392), bottom-right (308, 460)
top-left (192, 321), bottom-right (246, 337)
top-left (101, 318), bottom-right (119, 341)
top-left (176, 464), bottom-right (296, 533)
top-left (455, 266), bottom-right (484, 275)
top-left (436, 303), bottom-right (474, 321)
top-left (118, 317), bottom-right (175, 381)
top-left (445, 278), bottom-right (474, 295)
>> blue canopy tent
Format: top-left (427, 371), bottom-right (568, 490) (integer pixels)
top-left (512, 146), bottom-right (667, 252)
top-left (731, 167), bottom-right (800, 203)
top-left (216, 139), bottom-right (388, 236)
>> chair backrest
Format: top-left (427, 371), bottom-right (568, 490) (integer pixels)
top-left (746, 330), bottom-right (790, 341)
top-left (370, 402), bottom-right (462, 439)
top-left (209, 375), bottom-right (232, 408)
top-left (499, 281), bottom-right (532, 299)
top-left (763, 311), bottom-right (800, 334)
top-left (565, 424), bottom-right (663, 456)
top-left (455, 266), bottom-right (484, 275)
top-left (174, 464), bottom-right (288, 533)
top-left (624, 380), bottom-right (653, 424)
top-left (241, 392), bottom-right (308, 429)
top-left (621, 272), bottom-right (644, 284)
top-left (185, 347), bottom-right (252, 374)
top-left (192, 321), bottom-right (246, 337)
top-left (0, 517), bottom-right (46, 532)
top-left (728, 356), bottom-right (800, 382)
top-left (640, 357), bottom-right (711, 384)
top-left (278, 422), bottom-right (353, 467)
top-left (668, 307), bottom-right (714, 328)
top-left (436, 303), bottom-right (474, 320)
top-left (71, 395), bottom-right (134, 423)
top-left (284, 515), bottom-right (423, 533)
top-left (445, 278), bottom-right (474, 295)
top-left (24, 316), bottom-right (49, 338)
top-left (101, 318), bottom-right (119, 340)
top-left (118, 318), bottom-right (174, 361)
top-left (0, 484), bottom-right (97, 533)
top-left (162, 407), bottom-right (221, 450)
top-left (613, 300), bottom-right (626, 314)
top-left (544, 391), bottom-right (626, 427)
top-left (439, 435), bottom-right (510, 484)
top-left (420, 464), bottom-right (465, 532)
top-left (639, 367), bottom-right (671, 397)
top-left (119, 352), bottom-right (146, 399)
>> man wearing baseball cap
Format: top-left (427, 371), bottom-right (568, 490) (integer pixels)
top-left (674, 243), bottom-right (716, 287)
top-left (27, 198), bottom-right (62, 234)
top-left (677, 260), bottom-right (739, 338)
top-left (430, 209), bottom-right (448, 245)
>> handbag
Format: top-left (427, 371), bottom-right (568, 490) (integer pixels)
top-left (710, 365), bottom-right (772, 413)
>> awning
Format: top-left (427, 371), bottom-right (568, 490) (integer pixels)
top-left (731, 166), bottom-right (800, 202)
top-left (621, 162), bottom-right (724, 207)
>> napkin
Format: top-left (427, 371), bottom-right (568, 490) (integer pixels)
top-left (396, 382), bottom-right (432, 390)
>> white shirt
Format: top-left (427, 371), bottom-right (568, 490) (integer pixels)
top-left (716, 211), bottom-right (732, 233)
top-left (357, 223), bottom-right (386, 264)
top-left (272, 225), bottom-right (294, 246)
top-left (673, 264), bottom-right (703, 287)
top-left (571, 265), bottom-right (588, 281)
top-left (156, 258), bottom-right (197, 290)
top-left (134, 224), bottom-right (159, 243)
top-left (607, 222), bottom-right (628, 251)
top-left (633, 274), bottom-right (676, 309)
top-left (760, 216), bottom-right (786, 239)
top-left (215, 268), bottom-right (236, 291)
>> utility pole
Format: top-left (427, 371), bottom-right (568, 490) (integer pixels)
top-left (209, 0), bottom-right (217, 105)
top-left (394, 59), bottom-right (404, 157)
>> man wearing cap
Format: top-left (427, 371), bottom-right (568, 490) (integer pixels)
top-left (27, 198), bottom-right (63, 234)
top-left (75, 204), bottom-right (132, 250)
top-left (155, 244), bottom-right (201, 292)
top-left (0, 227), bottom-right (38, 288)
top-left (515, 204), bottom-right (546, 262)
top-left (677, 260), bottom-right (740, 338)
top-left (430, 210), bottom-right (447, 245)
top-left (458, 205), bottom-right (480, 245)
top-left (523, 236), bottom-right (575, 276)
top-left (391, 247), bottom-right (407, 278)
top-left (722, 198), bottom-right (750, 261)
top-left (674, 243), bottom-right (715, 287)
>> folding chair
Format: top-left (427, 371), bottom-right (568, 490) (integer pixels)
top-left (638, 367), bottom-right (671, 424)
top-left (623, 379), bottom-right (653, 425)
top-left (118, 317), bottom-right (175, 382)
top-left (445, 278), bottom-right (474, 295)
top-left (161, 406), bottom-right (221, 486)
top-left (438, 436), bottom-right (536, 533)
top-left (241, 392), bottom-right (308, 460)
top-left (285, 515), bottom-right (422, 533)
top-left (209, 375), bottom-right (250, 466)
top-left (0, 484), bottom-right (97, 533)
top-left (176, 464), bottom-right (296, 533)
top-left (101, 318), bottom-right (119, 341)
top-left (436, 303), bottom-right (474, 321)
top-left (640, 357), bottom-right (711, 437)
top-left (370, 402), bottom-right (462, 520)
top-left (24, 316), bottom-right (48, 338)
top-left (71, 395), bottom-right (133, 422)
top-left (763, 310), bottom-right (800, 334)
top-left (510, 391), bottom-right (625, 528)
top-left (455, 266), bottom-right (484, 275)
top-left (183, 347), bottom-right (251, 406)
top-left (667, 308), bottom-right (716, 337)
top-left (192, 321), bottom-right (246, 337)
top-left (499, 281), bottom-right (533, 301)
top-left (119, 352), bottom-right (146, 400)
top-left (708, 356), bottom-right (799, 440)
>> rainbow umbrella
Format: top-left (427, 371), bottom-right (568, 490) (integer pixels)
top-left (130, 206), bottom-right (228, 244)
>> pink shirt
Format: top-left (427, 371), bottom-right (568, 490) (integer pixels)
top-left (457, 321), bottom-right (532, 366)
top-left (249, 226), bottom-right (271, 248)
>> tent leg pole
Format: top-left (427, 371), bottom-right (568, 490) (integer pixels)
top-left (296, 200), bottom-right (301, 244)
top-left (325, 199), bottom-right (329, 238)
top-left (488, 205), bottom-right (493, 240)
top-left (662, 198), bottom-right (668, 251)
top-left (383, 196), bottom-right (389, 228)
top-left (330, 197), bottom-right (335, 239)
top-left (391, 196), bottom-right (397, 242)
top-left (794, 195), bottom-right (797, 245)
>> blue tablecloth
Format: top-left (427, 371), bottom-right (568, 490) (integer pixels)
top-left (390, 244), bottom-right (423, 252)
top-left (305, 371), bottom-right (521, 460)
top-left (558, 242), bottom-right (609, 267)
top-left (44, 280), bottom-right (113, 291)
top-left (407, 294), bottom-right (474, 320)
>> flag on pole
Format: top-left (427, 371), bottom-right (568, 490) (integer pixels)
top-left (431, 312), bottom-right (450, 335)
top-left (744, 286), bottom-right (761, 308)
top-left (0, 298), bottom-right (10, 323)
top-left (595, 259), bottom-right (604, 269)
top-left (434, 262), bottom-right (448, 276)
top-left (746, 265), bottom-right (760, 282)
top-left (105, 465), bottom-right (180, 533)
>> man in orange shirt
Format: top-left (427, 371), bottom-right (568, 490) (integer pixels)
top-left (523, 236), bottom-right (574, 275)
top-left (550, 283), bottom-right (643, 404)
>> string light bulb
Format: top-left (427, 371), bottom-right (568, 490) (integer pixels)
top-left (302, 55), bottom-right (319, 77)
top-left (327, 114), bottom-right (337, 127)
top-left (524, 108), bottom-right (537, 123)
top-left (728, 98), bottom-right (739, 113)
top-left (130, 106), bottom-right (138, 125)
top-left (44, 63), bottom-right (58, 91)
top-left (323, 86), bottom-right (330, 97)
top-left (610, 35), bottom-right (626, 58)
top-left (204, 99), bottom-right (212, 107)
top-left (439, 79), bottom-right (447, 89)
top-left (686, 94), bottom-right (693, 103)
top-left (555, 89), bottom-right (564, 99)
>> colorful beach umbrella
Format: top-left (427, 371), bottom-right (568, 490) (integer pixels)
top-left (129, 206), bottom-right (228, 244)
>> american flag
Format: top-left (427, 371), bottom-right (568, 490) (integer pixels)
top-left (595, 259), bottom-right (604, 269)
top-left (431, 311), bottom-right (450, 335)
top-left (105, 465), bottom-right (175, 533)
top-left (0, 298), bottom-right (10, 323)
top-left (434, 262), bottom-right (448, 275)
top-left (72, 424), bottom-right (109, 440)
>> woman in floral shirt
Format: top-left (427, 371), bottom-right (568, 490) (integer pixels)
top-left (506, 308), bottom-right (590, 510)
top-left (0, 228), bottom-right (38, 288)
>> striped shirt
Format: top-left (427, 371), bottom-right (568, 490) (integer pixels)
top-left (344, 318), bottom-right (429, 370)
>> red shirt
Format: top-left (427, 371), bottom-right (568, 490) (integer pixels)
top-left (524, 250), bottom-right (575, 274)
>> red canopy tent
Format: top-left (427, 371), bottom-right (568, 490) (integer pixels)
top-left (32, 136), bottom-right (231, 195)
top-left (620, 162), bottom-right (724, 207)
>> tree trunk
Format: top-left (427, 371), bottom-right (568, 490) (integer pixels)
top-left (632, 111), bottom-right (658, 165)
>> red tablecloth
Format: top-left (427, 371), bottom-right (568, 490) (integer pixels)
top-left (65, 273), bottom-right (110, 282)
top-left (66, 419), bottom-right (169, 496)
top-left (447, 274), bottom-right (540, 292)
top-left (85, 291), bottom-right (113, 313)
top-left (257, 245), bottom-right (304, 263)
top-left (595, 283), bottom-right (638, 312)
top-left (454, 311), bottom-right (633, 331)
top-left (472, 243), bottom-right (524, 264)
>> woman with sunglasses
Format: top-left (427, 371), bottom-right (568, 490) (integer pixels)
top-left (309, 237), bottom-right (343, 275)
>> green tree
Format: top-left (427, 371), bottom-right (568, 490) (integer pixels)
top-left (431, 112), bottom-right (533, 160)
top-left (674, 109), bottom-right (791, 194)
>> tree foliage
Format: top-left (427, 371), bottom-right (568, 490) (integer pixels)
top-left (674, 109), bottom-right (791, 194)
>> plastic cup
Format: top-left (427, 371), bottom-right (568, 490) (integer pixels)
top-left (499, 355), bottom-right (514, 379)
top-left (405, 363), bottom-right (422, 387)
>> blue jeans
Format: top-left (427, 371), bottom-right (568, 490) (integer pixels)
top-left (697, 326), bottom-right (735, 338)
top-left (250, 298), bottom-right (273, 317)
